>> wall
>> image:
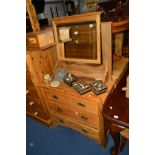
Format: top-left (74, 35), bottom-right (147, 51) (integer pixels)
top-left (43, 0), bottom-right (109, 25)
top-left (44, 0), bottom-right (67, 25)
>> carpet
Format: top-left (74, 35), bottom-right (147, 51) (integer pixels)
top-left (26, 117), bottom-right (129, 155)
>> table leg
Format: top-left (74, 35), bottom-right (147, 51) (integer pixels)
top-left (109, 123), bottom-right (125, 155)
top-left (120, 136), bottom-right (127, 152)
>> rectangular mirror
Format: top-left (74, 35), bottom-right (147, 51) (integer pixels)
top-left (52, 12), bottom-right (101, 64)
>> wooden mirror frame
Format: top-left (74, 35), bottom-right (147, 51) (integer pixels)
top-left (52, 12), bottom-right (101, 64)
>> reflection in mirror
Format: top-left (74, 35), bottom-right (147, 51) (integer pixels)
top-left (57, 21), bottom-right (97, 60)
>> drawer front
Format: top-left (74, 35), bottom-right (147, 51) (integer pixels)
top-left (43, 89), bottom-right (99, 115)
top-left (51, 113), bottom-right (101, 144)
top-left (26, 85), bottom-right (39, 99)
top-left (49, 102), bottom-right (99, 129)
top-left (26, 71), bottom-right (34, 86)
top-left (26, 97), bottom-right (43, 111)
top-left (26, 77), bottom-right (34, 87)
top-left (27, 108), bottom-right (49, 120)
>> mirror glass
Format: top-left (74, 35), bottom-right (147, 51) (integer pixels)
top-left (57, 21), bottom-right (97, 60)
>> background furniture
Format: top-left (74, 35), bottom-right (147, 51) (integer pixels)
top-left (44, 0), bottom-right (66, 20)
top-left (26, 27), bottom-right (56, 126)
top-left (98, 0), bottom-right (129, 22)
top-left (26, 61), bottom-right (52, 126)
top-left (84, 0), bottom-right (100, 13)
top-left (97, 0), bottom-right (129, 58)
top-left (103, 76), bottom-right (129, 155)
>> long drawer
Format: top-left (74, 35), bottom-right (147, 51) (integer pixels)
top-left (26, 96), bottom-right (43, 111)
top-left (26, 85), bottom-right (40, 99)
top-left (51, 113), bottom-right (101, 144)
top-left (49, 101), bottom-right (99, 129)
top-left (26, 70), bottom-right (34, 86)
top-left (43, 88), bottom-right (99, 115)
top-left (27, 107), bottom-right (49, 120)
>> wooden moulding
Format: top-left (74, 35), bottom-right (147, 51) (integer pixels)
top-left (52, 12), bottom-right (101, 64)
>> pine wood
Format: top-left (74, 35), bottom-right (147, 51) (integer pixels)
top-left (26, 13), bottom-right (129, 148)
top-left (40, 81), bottom-right (114, 147)
top-left (42, 87), bottom-right (99, 114)
top-left (26, 46), bottom-right (57, 84)
top-left (26, 46), bottom-right (57, 126)
top-left (51, 113), bottom-right (101, 144)
top-left (52, 12), bottom-right (101, 64)
top-left (26, 28), bottom-right (55, 50)
top-left (26, 98), bottom-right (43, 111)
top-left (40, 58), bottom-right (128, 147)
top-left (26, 68), bottom-right (52, 126)
top-left (115, 33), bottom-right (124, 56)
top-left (101, 22), bottom-right (112, 81)
top-left (26, 0), bottom-right (40, 32)
top-left (53, 21), bottom-right (113, 80)
top-left (49, 102), bottom-right (100, 129)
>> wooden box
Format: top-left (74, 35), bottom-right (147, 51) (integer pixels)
top-left (26, 28), bottom-right (55, 50)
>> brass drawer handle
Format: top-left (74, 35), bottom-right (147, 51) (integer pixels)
top-left (34, 112), bottom-right (38, 116)
top-left (59, 119), bottom-right (64, 123)
top-left (29, 101), bottom-right (34, 106)
top-left (56, 107), bottom-right (62, 113)
top-left (80, 115), bottom-right (88, 121)
top-left (77, 102), bottom-right (86, 107)
top-left (51, 95), bottom-right (59, 100)
top-left (81, 128), bottom-right (88, 134)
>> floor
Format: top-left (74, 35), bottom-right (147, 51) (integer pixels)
top-left (26, 117), bottom-right (129, 155)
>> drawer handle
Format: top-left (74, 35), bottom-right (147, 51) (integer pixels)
top-left (81, 128), bottom-right (88, 134)
top-left (34, 112), bottom-right (38, 116)
top-left (51, 95), bottom-right (59, 100)
top-left (26, 90), bottom-right (29, 94)
top-left (56, 107), bottom-right (62, 113)
top-left (80, 115), bottom-right (88, 121)
top-left (122, 87), bottom-right (128, 91)
top-left (77, 102), bottom-right (86, 107)
top-left (59, 119), bottom-right (64, 123)
top-left (29, 101), bottom-right (34, 106)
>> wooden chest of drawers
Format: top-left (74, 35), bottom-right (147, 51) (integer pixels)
top-left (26, 46), bottom-right (57, 126)
top-left (39, 58), bottom-right (129, 147)
top-left (51, 113), bottom-right (101, 144)
top-left (26, 68), bottom-right (51, 126)
top-left (40, 81), bottom-right (115, 147)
